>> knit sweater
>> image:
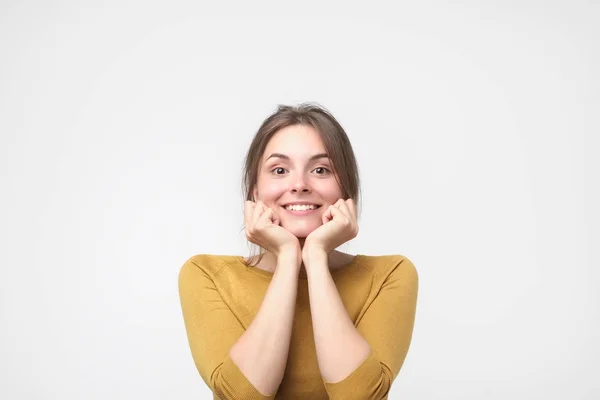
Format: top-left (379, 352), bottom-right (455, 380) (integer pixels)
top-left (178, 253), bottom-right (418, 400)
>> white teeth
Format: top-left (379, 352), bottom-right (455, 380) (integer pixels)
top-left (285, 204), bottom-right (317, 211)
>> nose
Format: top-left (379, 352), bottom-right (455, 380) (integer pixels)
top-left (291, 173), bottom-right (311, 194)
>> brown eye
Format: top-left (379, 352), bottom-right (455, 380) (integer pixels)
top-left (314, 167), bottom-right (330, 175)
top-left (271, 167), bottom-right (286, 175)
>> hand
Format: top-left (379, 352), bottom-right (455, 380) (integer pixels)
top-left (303, 198), bottom-right (359, 257)
top-left (244, 200), bottom-right (301, 258)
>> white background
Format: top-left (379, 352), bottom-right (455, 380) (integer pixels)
top-left (1, 1), bottom-right (598, 399)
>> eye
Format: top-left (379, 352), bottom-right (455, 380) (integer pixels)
top-left (313, 167), bottom-right (330, 175)
top-left (271, 167), bottom-right (287, 175)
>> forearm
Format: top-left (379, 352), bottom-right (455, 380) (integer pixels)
top-left (228, 252), bottom-right (301, 396)
top-left (305, 251), bottom-right (371, 383)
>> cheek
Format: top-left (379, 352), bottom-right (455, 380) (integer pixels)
top-left (257, 181), bottom-right (287, 202)
top-left (314, 181), bottom-right (343, 201)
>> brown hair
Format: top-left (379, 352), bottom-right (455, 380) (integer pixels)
top-left (240, 102), bottom-right (361, 266)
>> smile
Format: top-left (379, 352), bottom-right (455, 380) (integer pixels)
top-left (282, 204), bottom-right (321, 215)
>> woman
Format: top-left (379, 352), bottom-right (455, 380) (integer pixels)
top-left (178, 103), bottom-right (418, 400)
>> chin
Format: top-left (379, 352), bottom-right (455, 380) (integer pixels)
top-left (282, 222), bottom-right (321, 239)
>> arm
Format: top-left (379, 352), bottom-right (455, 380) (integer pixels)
top-left (178, 252), bottom-right (301, 398)
top-left (305, 254), bottom-right (419, 400)
top-left (228, 251), bottom-right (301, 396)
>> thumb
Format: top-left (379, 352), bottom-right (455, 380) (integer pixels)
top-left (322, 205), bottom-right (335, 224)
top-left (268, 208), bottom-right (282, 225)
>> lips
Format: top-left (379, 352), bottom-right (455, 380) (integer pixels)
top-left (280, 203), bottom-right (322, 216)
top-left (283, 207), bottom-right (320, 215)
top-left (282, 202), bottom-right (322, 207)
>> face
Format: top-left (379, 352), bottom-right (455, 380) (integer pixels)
top-left (253, 124), bottom-right (344, 238)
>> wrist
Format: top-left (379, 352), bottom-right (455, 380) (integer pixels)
top-left (302, 246), bottom-right (328, 267)
top-left (302, 238), bottom-right (328, 256)
top-left (276, 245), bottom-right (302, 264)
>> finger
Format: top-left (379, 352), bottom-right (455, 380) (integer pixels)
top-left (337, 199), bottom-right (352, 220)
top-left (334, 198), bottom-right (346, 211)
top-left (252, 200), bottom-right (265, 227)
top-left (256, 207), bottom-right (274, 228)
top-left (332, 199), bottom-right (351, 222)
top-left (322, 205), bottom-right (334, 224)
top-left (331, 204), bottom-right (358, 238)
top-left (346, 198), bottom-right (357, 221)
top-left (343, 199), bottom-right (358, 236)
top-left (244, 200), bottom-right (255, 228)
top-left (270, 207), bottom-right (282, 225)
top-left (343, 199), bottom-right (357, 222)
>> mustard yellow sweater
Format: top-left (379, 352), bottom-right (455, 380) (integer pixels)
top-left (178, 254), bottom-right (418, 400)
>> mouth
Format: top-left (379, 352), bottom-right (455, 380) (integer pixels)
top-left (281, 203), bottom-right (322, 215)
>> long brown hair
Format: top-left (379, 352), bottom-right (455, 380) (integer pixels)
top-left (241, 102), bottom-right (361, 266)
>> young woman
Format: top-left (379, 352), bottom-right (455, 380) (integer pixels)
top-left (178, 103), bottom-right (419, 400)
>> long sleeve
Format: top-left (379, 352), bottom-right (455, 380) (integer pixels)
top-left (178, 258), bottom-right (276, 400)
top-left (322, 256), bottom-right (419, 400)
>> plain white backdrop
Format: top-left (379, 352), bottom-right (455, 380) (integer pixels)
top-left (1, 1), bottom-right (598, 399)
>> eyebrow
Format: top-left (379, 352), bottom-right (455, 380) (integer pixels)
top-left (265, 152), bottom-right (329, 162)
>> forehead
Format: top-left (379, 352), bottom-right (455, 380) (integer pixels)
top-left (263, 125), bottom-right (326, 159)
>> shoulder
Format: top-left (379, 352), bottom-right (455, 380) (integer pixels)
top-left (361, 254), bottom-right (418, 284)
top-left (394, 254), bottom-right (418, 277)
top-left (178, 253), bottom-right (239, 281)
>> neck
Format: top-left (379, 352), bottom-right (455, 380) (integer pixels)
top-left (298, 237), bottom-right (306, 249)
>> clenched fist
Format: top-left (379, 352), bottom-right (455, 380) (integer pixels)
top-left (244, 200), bottom-right (301, 259)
